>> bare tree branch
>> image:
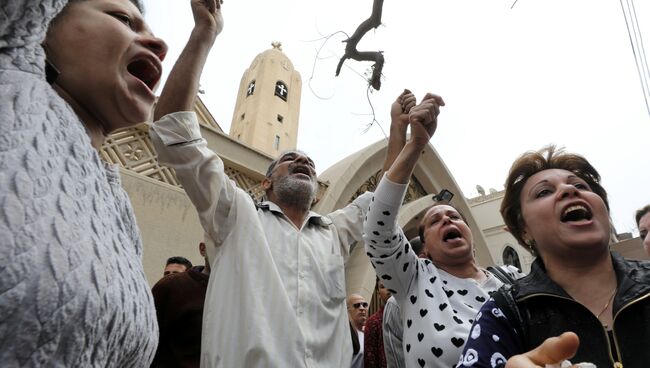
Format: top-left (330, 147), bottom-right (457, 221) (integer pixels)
top-left (336, 0), bottom-right (385, 90)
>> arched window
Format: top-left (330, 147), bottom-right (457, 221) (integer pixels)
top-left (246, 80), bottom-right (255, 96)
top-left (502, 246), bottom-right (521, 270)
top-left (274, 81), bottom-right (288, 101)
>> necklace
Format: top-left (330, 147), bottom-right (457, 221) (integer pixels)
top-left (596, 287), bottom-right (618, 329)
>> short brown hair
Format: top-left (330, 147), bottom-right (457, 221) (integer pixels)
top-left (636, 205), bottom-right (650, 227)
top-left (500, 145), bottom-right (609, 251)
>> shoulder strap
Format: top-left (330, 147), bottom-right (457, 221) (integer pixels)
top-left (491, 284), bottom-right (528, 343)
top-left (487, 265), bottom-right (516, 285)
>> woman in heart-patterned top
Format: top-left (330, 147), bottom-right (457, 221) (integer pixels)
top-left (363, 91), bottom-right (520, 368)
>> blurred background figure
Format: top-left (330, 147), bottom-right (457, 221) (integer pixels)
top-left (348, 294), bottom-right (368, 368)
top-left (383, 237), bottom-right (423, 368)
top-left (364, 280), bottom-right (392, 368)
top-left (151, 243), bottom-right (210, 368)
top-left (636, 205), bottom-right (650, 256)
top-left (163, 256), bottom-right (193, 277)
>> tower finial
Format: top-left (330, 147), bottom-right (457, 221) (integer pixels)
top-left (271, 41), bottom-right (283, 51)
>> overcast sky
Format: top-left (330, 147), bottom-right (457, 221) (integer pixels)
top-left (144, 0), bottom-right (649, 235)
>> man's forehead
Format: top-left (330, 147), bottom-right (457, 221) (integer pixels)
top-left (278, 150), bottom-right (308, 159)
top-left (278, 150), bottom-right (314, 163)
top-left (348, 294), bottom-right (365, 302)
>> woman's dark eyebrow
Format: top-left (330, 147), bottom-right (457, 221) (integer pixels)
top-left (527, 180), bottom-right (550, 196)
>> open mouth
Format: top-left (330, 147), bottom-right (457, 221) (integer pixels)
top-left (291, 166), bottom-right (312, 178)
top-left (442, 228), bottom-right (462, 242)
top-left (561, 204), bottom-right (593, 222)
top-left (127, 57), bottom-right (161, 91)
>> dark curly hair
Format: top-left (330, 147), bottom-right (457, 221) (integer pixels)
top-left (500, 145), bottom-right (609, 253)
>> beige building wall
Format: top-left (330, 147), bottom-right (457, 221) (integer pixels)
top-left (121, 169), bottom-right (205, 285)
top-left (469, 192), bottom-right (534, 273)
top-left (229, 43), bottom-right (302, 156)
top-left (611, 237), bottom-right (648, 261)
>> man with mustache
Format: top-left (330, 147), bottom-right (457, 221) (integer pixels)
top-left (151, 126), bottom-right (372, 367)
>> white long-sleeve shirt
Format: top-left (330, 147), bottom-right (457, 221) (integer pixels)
top-left (363, 177), bottom-right (519, 368)
top-left (150, 112), bottom-right (372, 368)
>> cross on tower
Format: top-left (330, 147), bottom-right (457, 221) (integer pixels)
top-left (276, 84), bottom-right (287, 96)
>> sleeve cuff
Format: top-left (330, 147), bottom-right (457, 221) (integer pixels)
top-left (151, 111), bottom-right (202, 145)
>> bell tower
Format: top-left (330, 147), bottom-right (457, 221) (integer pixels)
top-left (229, 42), bottom-right (302, 156)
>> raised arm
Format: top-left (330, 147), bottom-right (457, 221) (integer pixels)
top-left (154, 0), bottom-right (224, 120)
top-left (382, 89), bottom-right (416, 173)
top-left (332, 90), bottom-right (417, 257)
top-left (150, 0), bottom-right (241, 247)
top-left (362, 92), bottom-right (444, 298)
top-left (385, 93), bottom-right (445, 184)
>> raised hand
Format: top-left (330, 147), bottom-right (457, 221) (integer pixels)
top-left (190, 0), bottom-right (224, 44)
top-left (505, 332), bottom-right (581, 368)
top-left (153, 0), bottom-right (224, 120)
top-left (408, 93), bottom-right (445, 146)
top-left (391, 89), bottom-right (417, 128)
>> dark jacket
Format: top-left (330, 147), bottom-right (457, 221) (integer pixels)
top-left (151, 266), bottom-right (209, 368)
top-left (494, 252), bottom-right (650, 368)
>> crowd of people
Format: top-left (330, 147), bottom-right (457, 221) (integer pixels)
top-left (2, 0), bottom-right (649, 367)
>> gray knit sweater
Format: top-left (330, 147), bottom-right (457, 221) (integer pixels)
top-left (0, 1), bottom-right (157, 366)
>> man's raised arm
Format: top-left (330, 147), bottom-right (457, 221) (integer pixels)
top-left (154, 0), bottom-right (224, 120)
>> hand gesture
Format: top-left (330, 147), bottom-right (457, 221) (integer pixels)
top-left (505, 332), bottom-right (581, 368)
top-left (191, 0), bottom-right (224, 43)
top-left (391, 89), bottom-right (417, 129)
top-left (408, 93), bottom-right (445, 146)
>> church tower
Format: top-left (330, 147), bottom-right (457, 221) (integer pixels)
top-left (229, 42), bottom-right (302, 156)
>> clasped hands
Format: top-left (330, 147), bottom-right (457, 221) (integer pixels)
top-left (392, 89), bottom-right (445, 147)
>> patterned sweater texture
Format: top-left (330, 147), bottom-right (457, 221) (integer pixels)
top-left (0, 1), bottom-right (157, 366)
top-left (363, 177), bottom-right (509, 368)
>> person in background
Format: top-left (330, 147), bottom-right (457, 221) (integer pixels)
top-left (1, 0), bottom-right (169, 365)
top-left (151, 243), bottom-right (210, 368)
top-left (459, 146), bottom-right (650, 367)
top-left (364, 280), bottom-right (392, 368)
top-left (383, 237), bottom-right (423, 368)
top-left (636, 204), bottom-right (650, 256)
top-left (348, 294), bottom-right (368, 368)
top-left (163, 256), bottom-right (193, 276)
